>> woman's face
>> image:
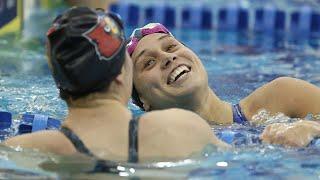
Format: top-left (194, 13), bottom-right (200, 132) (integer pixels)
top-left (131, 33), bottom-right (208, 110)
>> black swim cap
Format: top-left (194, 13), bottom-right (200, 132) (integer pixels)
top-left (46, 7), bottom-right (126, 96)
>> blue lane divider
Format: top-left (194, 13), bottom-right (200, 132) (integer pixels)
top-left (0, 111), bottom-right (12, 130)
top-left (110, 3), bottom-right (140, 27)
top-left (311, 12), bottom-right (320, 35)
top-left (291, 6), bottom-right (312, 35)
top-left (31, 114), bottom-right (48, 132)
top-left (218, 5), bottom-right (249, 31)
top-left (182, 6), bottom-right (213, 29)
top-left (145, 5), bottom-right (176, 28)
top-left (18, 114), bottom-right (61, 134)
top-left (275, 10), bottom-right (286, 31)
top-left (0, 111), bottom-right (61, 140)
top-left (218, 5), bottom-right (237, 30)
top-left (145, 6), bottom-right (163, 25)
top-left (255, 7), bottom-right (286, 33)
top-left (0, 112), bottom-right (12, 141)
top-left (128, 4), bottom-right (140, 27)
top-left (201, 8), bottom-right (212, 29)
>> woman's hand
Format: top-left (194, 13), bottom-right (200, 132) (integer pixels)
top-left (260, 120), bottom-right (320, 147)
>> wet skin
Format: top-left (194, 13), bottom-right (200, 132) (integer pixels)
top-left (132, 33), bottom-right (210, 111)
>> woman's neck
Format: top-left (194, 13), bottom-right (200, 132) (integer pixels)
top-left (193, 88), bottom-right (233, 125)
top-left (63, 99), bottom-right (132, 129)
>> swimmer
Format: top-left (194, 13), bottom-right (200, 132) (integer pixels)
top-left (128, 23), bottom-right (320, 126)
top-left (3, 8), bottom-right (228, 166)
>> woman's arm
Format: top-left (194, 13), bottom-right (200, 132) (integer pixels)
top-left (241, 77), bottom-right (320, 121)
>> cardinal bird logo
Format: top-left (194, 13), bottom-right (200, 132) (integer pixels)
top-left (82, 16), bottom-right (124, 61)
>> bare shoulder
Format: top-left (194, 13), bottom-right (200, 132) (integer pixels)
top-left (265, 77), bottom-right (318, 89)
top-left (140, 108), bottom-right (213, 135)
top-left (241, 77), bottom-right (293, 108)
top-left (244, 77), bottom-right (317, 100)
top-left (138, 108), bottom-right (227, 161)
top-left (241, 77), bottom-right (320, 118)
top-left (141, 108), bottom-right (208, 125)
top-left (3, 130), bottom-right (76, 155)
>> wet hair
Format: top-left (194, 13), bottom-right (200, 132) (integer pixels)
top-left (46, 7), bottom-right (126, 103)
top-left (132, 85), bottom-right (145, 110)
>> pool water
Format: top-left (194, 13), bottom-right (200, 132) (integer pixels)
top-left (0, 7), bottom-right (320, 179)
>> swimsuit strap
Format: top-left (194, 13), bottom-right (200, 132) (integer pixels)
top-left (60, 126), bottom-right (94, 156)
top-left (232, 104), bottom-right (248, 125)
top-left (60, 126), bottom-right (123, 174)
top-left (128, 117), bottom-right (140, 163)
top-left (60, 117), bottom-right (140, 173)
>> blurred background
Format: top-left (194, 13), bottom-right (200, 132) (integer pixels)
top-left (0, 1), bottom-right (320, 179)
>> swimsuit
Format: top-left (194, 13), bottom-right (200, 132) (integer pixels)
top-left (59, 117), bottom-right (140, 173)
top-left (232, 104), bottom-right (248, 124)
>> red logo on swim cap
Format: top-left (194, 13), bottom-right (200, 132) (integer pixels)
top-left (83, 16), bottom-right (123, 61)
top-left (47, 26), bottom-right (56, 36)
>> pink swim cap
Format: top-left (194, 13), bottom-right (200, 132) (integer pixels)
top-left (127, 23), bottom-right (172, 56)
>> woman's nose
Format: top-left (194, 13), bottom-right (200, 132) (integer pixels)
top-left (161, 55), bottom-right (177, 69)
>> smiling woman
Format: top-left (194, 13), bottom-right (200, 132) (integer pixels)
top-left (127, 23), bottom-right (320, 131)
top-left (134, 34), bottom-right (192, 87)
top-left (129, 24), bottom-right (210, 114)
top-left (132, 32), bottom-right (209, 111)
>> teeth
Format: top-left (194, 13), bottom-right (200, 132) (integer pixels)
top-left (168, 65), bottom-right (190, 84)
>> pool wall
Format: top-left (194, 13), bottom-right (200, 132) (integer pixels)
top-left (109, 2), bottom-right (320, 37)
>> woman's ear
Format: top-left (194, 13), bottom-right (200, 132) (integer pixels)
top-left (114, 63), bottom-right (127, 84)
top-left (114, 73), bottom-right (123, 84)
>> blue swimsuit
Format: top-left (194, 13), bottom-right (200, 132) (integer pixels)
top-left (232, 104), bottom-right (248, 124)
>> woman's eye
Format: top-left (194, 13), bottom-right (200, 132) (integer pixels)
top-left (144, 59), bottom-right (155, 68)
top-left (166, 44), bottom-right (177, 52)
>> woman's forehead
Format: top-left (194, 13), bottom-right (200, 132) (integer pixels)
top-left (132, 33), bottom-right (175, 59)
